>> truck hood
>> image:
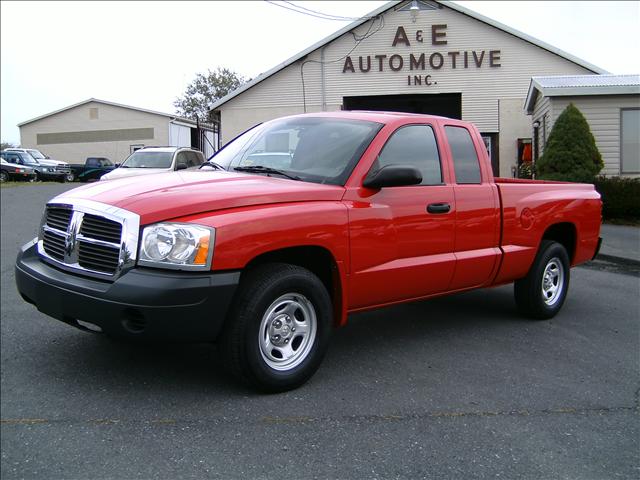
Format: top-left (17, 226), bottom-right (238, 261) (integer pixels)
top-left (53, 170), bottom-right (345, 224)
top-left (100, 167), bottom-right (169, 181)
top-left (38, 159), bottom-right (68, 166)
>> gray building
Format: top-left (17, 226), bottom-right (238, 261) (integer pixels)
top-left (18, 98), bottom-right (216, 164)
top-left (211, 0), bottom-right (610, 178)
top-left (525, 75), bottom-right (640, 177)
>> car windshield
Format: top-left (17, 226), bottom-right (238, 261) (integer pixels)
top-left (211, 117), bottom-right (383, 185)
top-left (26, 149), bottom-right (46, 160)
top-left (121, 151), bottom-right (173, 168)
top-left (19, 153), bottom-right (39, 166)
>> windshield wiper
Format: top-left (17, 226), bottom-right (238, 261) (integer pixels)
top-left (234, 165), bottom-right (300, 181)
top-left (200, 160), bottom-right (226, 171)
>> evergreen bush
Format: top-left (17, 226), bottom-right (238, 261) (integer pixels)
top-left (536, 103), bottom-right (603, 182)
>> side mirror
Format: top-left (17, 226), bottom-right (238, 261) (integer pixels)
top-left (114, 163), bottom-right (120, 168)
top-left (363, 164), bottom-right (422, 189)
top-left (176, 161), bottom-right (188, 171)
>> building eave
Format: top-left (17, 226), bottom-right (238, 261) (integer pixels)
top-left (18, 98), bottom-right (201, 127)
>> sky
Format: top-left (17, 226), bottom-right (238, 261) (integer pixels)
top-left (1, 1), bottom-right (639, 144)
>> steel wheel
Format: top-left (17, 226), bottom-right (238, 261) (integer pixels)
top-left (221, 263), bottom-right (332, 392)
top-left (258, 293), bottom-right (317, 371)
top-left (541, 258), bottom-right (564, 306)
top-left (515, 240), bottom-right (570, 320)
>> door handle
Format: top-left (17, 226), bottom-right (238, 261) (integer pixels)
top-left (427, 203), bottom-right (451, 214)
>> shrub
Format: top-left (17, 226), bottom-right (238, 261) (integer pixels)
top-left (593, 176), bottom-right (640, 222)
top-left (536, 103), bottom-right (604, 182)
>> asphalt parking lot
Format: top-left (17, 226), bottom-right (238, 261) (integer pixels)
top-left (1, 183), bottom-right (638, 479)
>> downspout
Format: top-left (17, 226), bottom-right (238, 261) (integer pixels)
top-left (320, 45), bottom-right (327, 112)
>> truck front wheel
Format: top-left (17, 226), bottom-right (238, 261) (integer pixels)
top-left (514, 240), bottom-right (570, 320)
top-left (220, 263), bottom-right (332, 392)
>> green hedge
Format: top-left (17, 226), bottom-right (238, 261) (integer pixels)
top-left (593, 176), bottom-right (640, 222)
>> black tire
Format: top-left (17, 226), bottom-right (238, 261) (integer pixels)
top-left (34, 171), bottom-right (41, 182)
top-left (220, 263), bottom-right (332, 392)
top-left (514, 240), bottom-right (570, 320)
top-left (65, 172), bottom-right (75, 182)
top-left (0, 171), bottom-right (8, 183)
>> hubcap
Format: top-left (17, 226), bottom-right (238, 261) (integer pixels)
top-left (259, 293), bottom-right (317, 371)
top-left (541, 257), bottom-right (564, 306)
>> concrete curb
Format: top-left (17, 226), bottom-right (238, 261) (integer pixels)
top-left (595, 254), bottom-right (640, 267)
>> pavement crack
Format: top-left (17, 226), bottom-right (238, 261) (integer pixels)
top-left (1, 404), bottom-right (637, 428)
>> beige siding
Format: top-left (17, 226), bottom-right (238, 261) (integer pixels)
top-left (548, 95), bottom-right (640, 177)
top-left (220, 3), bottom-right (593, 145)
top-left (498, 98), bottom-right (532, 177)
top-left (20, 101), bottom-right (171, 164)
top-left (532, 94), bottom-right (552, 157)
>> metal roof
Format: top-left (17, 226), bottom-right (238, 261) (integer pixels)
top-left (210, 0), bottom-right (607, 112)
top-left (17, 98), bottom-right (212, 128)
top-left (525, 74), bottom-right (640, 113)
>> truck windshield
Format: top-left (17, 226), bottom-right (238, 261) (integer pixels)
top-left (212, 117), bottom-right (382, 185)
top-left (120, 151), bottom-right (173, 169)
top-left (26, 149), bottom-right (46, 160)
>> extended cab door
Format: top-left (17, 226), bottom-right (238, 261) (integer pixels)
top-left (442, 123), bottom-right (501, 289)
top-left (345, 123), bottom-right (456, 310)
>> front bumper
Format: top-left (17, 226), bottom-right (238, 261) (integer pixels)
top-left (15, 241), bottom-right (240, 341)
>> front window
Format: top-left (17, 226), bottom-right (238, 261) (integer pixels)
top-left (213, 117), bottom-right (382, 185)
top-left (19, 152), bottom-right (39, 166)
top-left (120, 151), bottom-right (173, 169)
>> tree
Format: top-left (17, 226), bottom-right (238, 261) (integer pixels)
top-left (1, 141), bottom-right (17, 150)
top-left (174, 67), bottom-right (246, 122)
top-left (536, 103), bottom-right (603, 183)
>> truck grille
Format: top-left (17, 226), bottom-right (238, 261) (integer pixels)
top-left (55, 164), bottom-right (71, 173)
top-left (39, 203), bottom-right (135, 278)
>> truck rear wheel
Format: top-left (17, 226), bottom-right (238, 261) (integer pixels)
top-left (514, 240), bottom-right (570, 320)
top-left (220, 263), bottom-right (332, 392)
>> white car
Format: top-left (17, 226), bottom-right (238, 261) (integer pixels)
top-left (100, 147), bottom-right (205, 181)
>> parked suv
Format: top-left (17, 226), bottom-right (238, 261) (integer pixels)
top-left (5, 148), bottom-right (73, 182)
top-left (100, 147), bottom-right (205, 181)
top-left (0, 150), bottom-right (66, 182)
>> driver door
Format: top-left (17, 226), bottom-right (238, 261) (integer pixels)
top-left (346, 124), bottom-right (456, 310)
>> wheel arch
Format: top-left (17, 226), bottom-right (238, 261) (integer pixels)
top-left (242, 245), bottom-right (346, 328)
top-left (541, 222), bottom-right (577, 264)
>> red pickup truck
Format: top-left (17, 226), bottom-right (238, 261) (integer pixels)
top-left (15, 112), bottom-right (602, 392)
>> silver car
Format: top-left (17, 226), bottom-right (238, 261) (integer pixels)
top-left (100, 147), bottom-right (205, 181)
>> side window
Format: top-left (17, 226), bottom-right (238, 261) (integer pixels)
top-left (375, 125), bottom-right (442, 185)
top-left (87, 158), bottom-right (98, 167)
top-left (175, 152), bottom-right (188, 169)
top-left (9, 154), bottom-right (22, 164)
top-left (444, 126), bottom-right (482, 184)
top-left (187, 151), bottom-right (203, 167)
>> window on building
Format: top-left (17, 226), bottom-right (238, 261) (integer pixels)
top-left (621, 109), bottom-right (640, 174)
top-left (375, 125), bottom-right (442, 185)
top-left (444, 126), bottom-right (482, 184)
top-left (89, 108), bottom-right (99, 120)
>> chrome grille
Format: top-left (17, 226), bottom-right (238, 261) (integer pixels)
top-left (37, 200), bottom-right (140, 280)
top-left (55, 164), bottom-right (71, 173)
top-left (80, 214), bottom-right (122, 243)
top-left (45, 207), bottom-right (72, 231)
top-left (78, 242), bottom-right (120, 273)
top-left (42, 230), bottom-right (65, 261)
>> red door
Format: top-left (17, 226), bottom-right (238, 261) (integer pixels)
top-left (345, 124), bottom-right (457, 310)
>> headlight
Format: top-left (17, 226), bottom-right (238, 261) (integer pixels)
top-left (138, 223), bottom-right (214, 270)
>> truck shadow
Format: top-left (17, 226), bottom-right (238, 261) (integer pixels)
top-left (38, 284), bottom-right (524, 396)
